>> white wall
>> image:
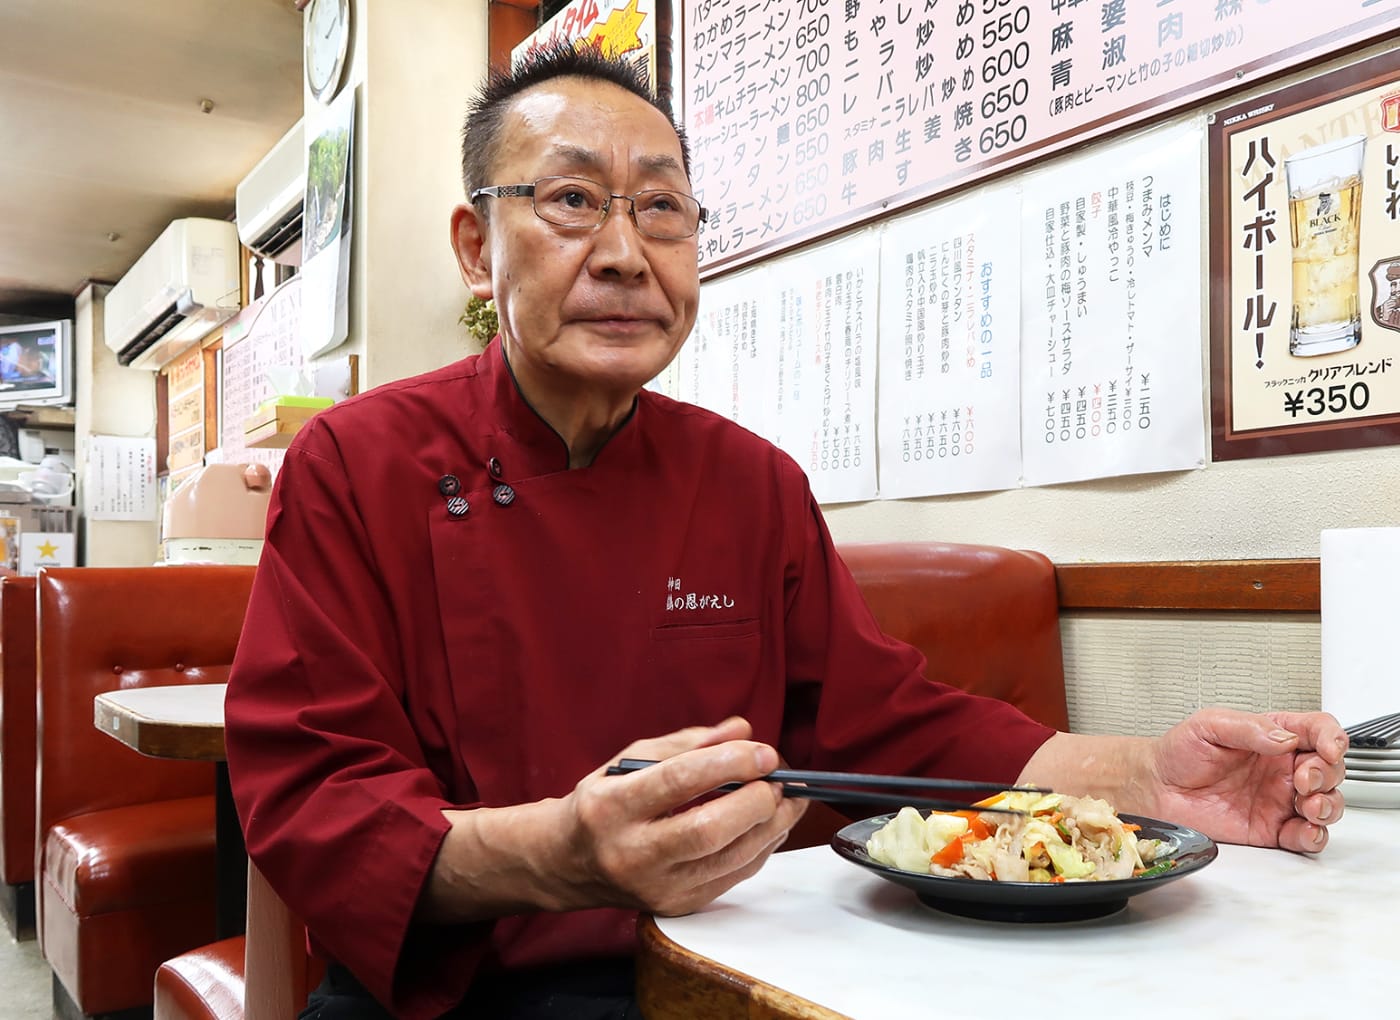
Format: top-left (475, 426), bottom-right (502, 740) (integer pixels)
top-left (304, 0), bottom-right (490, 391)
top-left (74, 283), bottom-right (160, 566)
top-left (823, 444), bottom-right (1399, 562)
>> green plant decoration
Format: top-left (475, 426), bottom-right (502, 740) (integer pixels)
top-left (460, 296), bottom-right (499, 349)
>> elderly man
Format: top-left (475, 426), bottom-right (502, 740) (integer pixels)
top-left (226, 46), bottom-right (1345, 1020)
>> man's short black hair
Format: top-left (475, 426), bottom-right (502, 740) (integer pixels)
top-left (460, 45), bottom-right (691, 207)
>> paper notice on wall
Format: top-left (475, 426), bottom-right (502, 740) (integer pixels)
top-left (682, 264), bottom-right (778, 441)
top-left (84, 435), bottom-right (158, 521)
top-left (877, 188), bottom-right (1023, 497)
top-left (681, 234), bottom-right (879, 504)
top-left (1019, 121), bottom-right (1207, 486)
top-left (766, 233), bottom-right (880, 505)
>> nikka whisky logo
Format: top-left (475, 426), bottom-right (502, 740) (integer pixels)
top-left (1382, 92), bottom-right (1400, 133)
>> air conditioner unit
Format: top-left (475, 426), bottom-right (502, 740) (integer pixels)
top-left (236, 119), bottom-right (305, 264)
top-left (103, 218), bottom-right (242, 370)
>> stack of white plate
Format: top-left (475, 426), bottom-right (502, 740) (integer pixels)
top-left (1340, 743), bottom-right (1400, 809)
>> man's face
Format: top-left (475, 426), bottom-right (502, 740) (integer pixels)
top-left (454, 77), bottom-right (701, 403)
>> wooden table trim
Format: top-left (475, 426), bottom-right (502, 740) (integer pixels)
top-left (637, 915), bottom-right (851, 1020)
top-left (93, 684), bottom-right (227, 762)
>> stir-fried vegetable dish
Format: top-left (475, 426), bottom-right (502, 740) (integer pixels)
top-left (865, 790), bottom-right (1177, 883)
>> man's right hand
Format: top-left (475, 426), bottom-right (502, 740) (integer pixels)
top-left (418, 717), bottom-right (806, 923)
top-left (559, 716), bottom-right (808, 915)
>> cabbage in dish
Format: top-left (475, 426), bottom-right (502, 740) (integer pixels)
top-left (865, 790), bottom-right (1176, 882)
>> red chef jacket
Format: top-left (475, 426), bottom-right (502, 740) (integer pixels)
top-left (225, 338), bottom-right (1054, 1019)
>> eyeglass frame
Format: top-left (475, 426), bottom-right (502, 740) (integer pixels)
top-left (469, 176), bottom-right (709, 240)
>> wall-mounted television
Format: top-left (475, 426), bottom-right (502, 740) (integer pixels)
top-left (0, 319), bottom-right (73, 410)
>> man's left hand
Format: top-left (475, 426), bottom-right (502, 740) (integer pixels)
top-left (1147, 708), bottom-right (1347, 853)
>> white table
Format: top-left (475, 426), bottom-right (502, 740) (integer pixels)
top-left (94, 682), bottom-right (227, 761)
top-left (646, 808), bottom-right (1397, 1018)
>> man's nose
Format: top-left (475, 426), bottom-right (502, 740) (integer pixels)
top-left (589, 196), bottom-right (648, 274)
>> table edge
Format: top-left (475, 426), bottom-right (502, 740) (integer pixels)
top-left (93, 690), bottom-right (227, 762)
top-left (637, 914), bottom-right (852, 1020)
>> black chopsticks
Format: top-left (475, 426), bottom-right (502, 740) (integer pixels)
top-left (1344, 710), bottom-right (1400, 748)
top-left (605, 758), bottom-right (1046, 814)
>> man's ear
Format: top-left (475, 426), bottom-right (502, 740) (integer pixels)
top-left (450, 203), bottom-right (494, 300)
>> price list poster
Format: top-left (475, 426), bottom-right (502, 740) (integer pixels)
top-left (877, 187), bottom-right (1022, 497)
top-left (681, 0), bottom-right (1399, 276)
top-left (1020, 122), bottom-right (1206, 486)
top-left (1210, 51), bottom-right (1400, 460)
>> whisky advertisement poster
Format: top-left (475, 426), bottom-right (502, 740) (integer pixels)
top-left (1211, 50), bottom-right (1400, 460)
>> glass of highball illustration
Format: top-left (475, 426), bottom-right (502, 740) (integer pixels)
top-left (1285, 134), bottom-right (1367, 356)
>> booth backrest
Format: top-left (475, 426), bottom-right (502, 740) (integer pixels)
top-left (839, 541), bottom-right (1070, 731)
top-left (781, 541), bottom-right (1068, 851)
top-left (0, 575), bottom-right (37, 887)
top-left (35, 566), bottom-right (257, 854)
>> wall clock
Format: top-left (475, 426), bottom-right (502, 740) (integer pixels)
top-left (305, 0), bottom-right (350, 104)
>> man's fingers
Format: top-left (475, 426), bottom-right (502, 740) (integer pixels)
top-left (613, 745), bottom-right (780, 823)
top-left (1275, 814), bottom-right (1329, 854)
top-left (1268, 710), bottom-right (1349, 764)
top-left (1188, 708), bottom-right (1314, 758)
top-left (649, 822), bottom-right (795, 916)
top-left (1295, 787), bottom-right (1344, 827)
top-left (611, 717), bottom-right (755, 774)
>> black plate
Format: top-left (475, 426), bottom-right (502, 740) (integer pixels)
top-left (831, 811), bottom-right (1217, 923)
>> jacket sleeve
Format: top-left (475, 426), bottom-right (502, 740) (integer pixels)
top-left (225, 425), bottom-right (486, 1019)
top-left (777, 479), bottom-right (1056, 784)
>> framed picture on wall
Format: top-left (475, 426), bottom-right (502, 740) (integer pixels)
top-left (1209, 49), bottom-right (1400, 461)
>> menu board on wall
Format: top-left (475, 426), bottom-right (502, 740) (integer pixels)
top-left (164, 345), bottom-right (205, 488)
top-left (682, 0), bottom-right (1400, 276)
top-left (219, 275), bottom-right (305, 476)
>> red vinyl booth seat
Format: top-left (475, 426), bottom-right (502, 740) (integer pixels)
top-left (155, 861), bottom-right (325, 1020)
top-left (0, 575), bottom-right (37, 938)
top-left (154, 935), bottom-right (245, 1020)
top-left (36, 565), bottom-right (255, 1017)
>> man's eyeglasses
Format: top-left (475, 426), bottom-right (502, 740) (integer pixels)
top-left (470, 176), bottom-right (708, 241)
